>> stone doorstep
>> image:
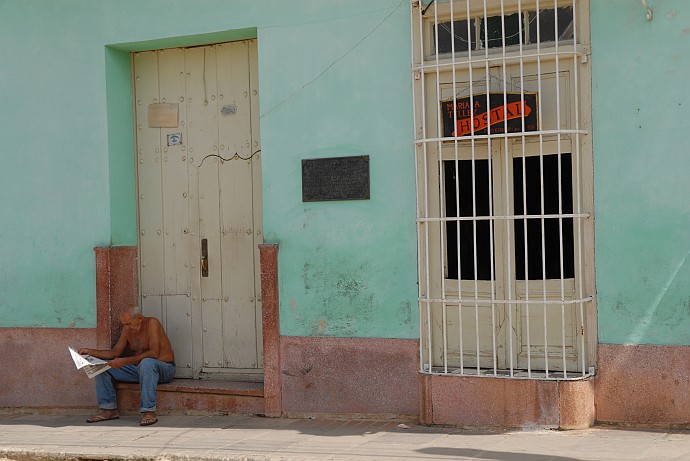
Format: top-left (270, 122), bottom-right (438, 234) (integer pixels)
top-left (115, 379), bottom-right (265, 416)
top-left (115, 379), bottom-right (264, 397)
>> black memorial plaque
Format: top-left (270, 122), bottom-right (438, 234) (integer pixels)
top-left (302, 155), bottom-right (370, 202)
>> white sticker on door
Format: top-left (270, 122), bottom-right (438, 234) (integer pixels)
top-left (167, 133), bottom-right (182, 146)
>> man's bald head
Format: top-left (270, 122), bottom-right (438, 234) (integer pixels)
top-left (120, 305), bottom-right (143, 324)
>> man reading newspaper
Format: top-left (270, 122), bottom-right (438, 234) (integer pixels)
top-left (78, 305), bottom-right (175, 426)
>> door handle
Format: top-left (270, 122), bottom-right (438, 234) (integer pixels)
top-left (201, 238), bottom-right (209, 277)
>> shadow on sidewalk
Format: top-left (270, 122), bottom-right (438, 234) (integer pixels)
top-left (418, 447), bottom-right (583, 461)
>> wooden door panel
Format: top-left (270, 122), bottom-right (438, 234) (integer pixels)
top-left (135, 51), bottom-right (165, 298)
top-left (136, 43), bottom-right (263, 378)
top-left (165, 295), bottom-right (193, 377)
top-left (158, 48), bottom-right (190, 297)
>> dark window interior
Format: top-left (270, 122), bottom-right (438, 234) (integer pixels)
top-left (443, 154), bottom-right (575, 282)
top-left (433, 7), bottom-right (574, 55)
top-left (528, 7), bottom-right (574, 44)
top-left (513, 153), bottom-right (574, 280)
top-left (435, 19), bottom-right (476, 53)
top-left (444, 160), bottom-right (493, 281)
top-left (480, 12), bottom-right (524, 49)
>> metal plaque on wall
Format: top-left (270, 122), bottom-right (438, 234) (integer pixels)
top-left (301, 155), bottom-right (370, 202)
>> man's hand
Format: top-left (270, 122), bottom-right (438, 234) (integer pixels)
top-left (109, 358), bottom-right (127, 369)
top-left (78, 348), bottom-right (93, 355)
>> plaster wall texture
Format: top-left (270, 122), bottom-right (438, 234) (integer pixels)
top-left (279, 336), bottom-right (419, 418)
top-left (0, 0), bottom-right (418, 339)
top-left (591, 0), bottom-right (690, 345)
top-left (595, 344), bottom-right (689, 425)
top-left (0, 328), bottom-right (96, 408)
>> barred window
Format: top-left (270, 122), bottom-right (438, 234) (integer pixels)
top-left (413, 0), bottom-right (595, 379)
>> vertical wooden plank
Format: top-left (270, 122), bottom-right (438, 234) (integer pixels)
top-left (159, 48), bottom-right (190, 297)
top-left (183, 53), bottom-right (203, 377)
top-left (141, 295), bottom-right (163, 324)
top-left (186, 45), bottom-right (223, 368)
top-left (248, 39), bottom-right (264, 368)
top-left (164, 295), bottom-right (193, 377)
top-left (134, 51), bottom-right (164, 298)
top-left (217, 41), bottom-right (257, 369)
top-left (158, 48), bottom-right (194, 377)
top-left (201, 300), bottom-right (223, 368)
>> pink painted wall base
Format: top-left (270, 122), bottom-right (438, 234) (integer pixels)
top-left (595, 344), bottom-right (690, 427)
top-left (420, 373), bottom-right (595, 429)
top-left (0, 328), bottom-right (97, 408)
top-left (3, 247), bottom-right (687, 430)
top-left (280, 336), bottom-right (419, 419)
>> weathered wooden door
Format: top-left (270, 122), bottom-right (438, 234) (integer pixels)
top-left (134, 41), bottom-right (263, 380)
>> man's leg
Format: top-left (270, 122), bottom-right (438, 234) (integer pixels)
top-left (88, 365), bottom-right (139, 423)
top-left (138, 358), bottom-right (175, 425)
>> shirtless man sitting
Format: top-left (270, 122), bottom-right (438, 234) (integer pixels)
top-left (79, 305), bottom-right (175, 426)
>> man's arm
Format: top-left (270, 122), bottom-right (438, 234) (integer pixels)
top-left (112, 318), bottom-right (163, 367)
top-left (78, 329), bottom-right (128, 360)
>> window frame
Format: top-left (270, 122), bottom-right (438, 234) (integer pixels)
top-left (424, 0), bottom-right (579, 61)
top-left (412, 0), bottom-right (596, 378)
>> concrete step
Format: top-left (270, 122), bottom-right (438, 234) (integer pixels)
top-left (116, 379), bottom-right (264, 416)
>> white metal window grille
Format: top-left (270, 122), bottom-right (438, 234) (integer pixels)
top-left (412, 0), bottom-right (595, 379)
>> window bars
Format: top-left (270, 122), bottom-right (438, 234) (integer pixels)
top-left (412, 0), bottom-right (595, 380)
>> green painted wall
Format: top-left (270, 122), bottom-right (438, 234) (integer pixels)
top-left (591, 0), bottom-right (690, 345)
top-left (0, 1), bottom-right (109, 327)
top-left (3, 0), bottom-right (688, 345)
top-left (0, 0), bottom-right (417, 337)
top-left (259, 4), bottom-right (417, 338)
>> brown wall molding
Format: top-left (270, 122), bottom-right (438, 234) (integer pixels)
top-left (94, 246), bottom-right (138, 349)
top-left (259, 243), bottom-right (281, 417)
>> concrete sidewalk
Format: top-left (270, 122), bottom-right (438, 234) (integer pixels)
top-left (0, 414), bottom-right (688, 461)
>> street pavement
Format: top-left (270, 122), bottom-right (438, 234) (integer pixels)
top-left (0, 413), bottom-right (688, 461)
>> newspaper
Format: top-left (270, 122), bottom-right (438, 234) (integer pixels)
top-left (68, 347), bottom-right (111, 379)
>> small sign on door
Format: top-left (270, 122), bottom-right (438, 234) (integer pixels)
top-left (167, 133), bottom-right (182, 146)
top-left (148, 103), bottom-right (179, 128)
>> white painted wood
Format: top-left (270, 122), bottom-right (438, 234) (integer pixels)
top-left (249, 40), bottom-right (264, 368)
top-left (135, 51), bottom-right (165, 298)
top-left (141, 295), bottom-right (163, 324)
top-left (159, 48), bottom-right (190, 297)
top-left (200, 299), bottom-right (223, 368)
top-left (135, 42), bottom-right (263, 379)
top-left (217, 41), bottom-right (258, 369)
top-left (165, 294), bottom-right (193, 377)
top-left (186, 46), bottom-right (224, 369)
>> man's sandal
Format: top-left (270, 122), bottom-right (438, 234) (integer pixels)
top-left (140, 413), bottom-right (158, 426)
top-left (86, 412), bottom-right (119, 423)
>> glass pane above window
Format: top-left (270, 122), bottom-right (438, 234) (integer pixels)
top-left (528, 7), bottom-right (574, 44)
top-left (480, 13), bottom-right (524, 49)
top-left (435, 19), bottom-right (476, 54)
top-left (431, 6), bottom-right (576, 56)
